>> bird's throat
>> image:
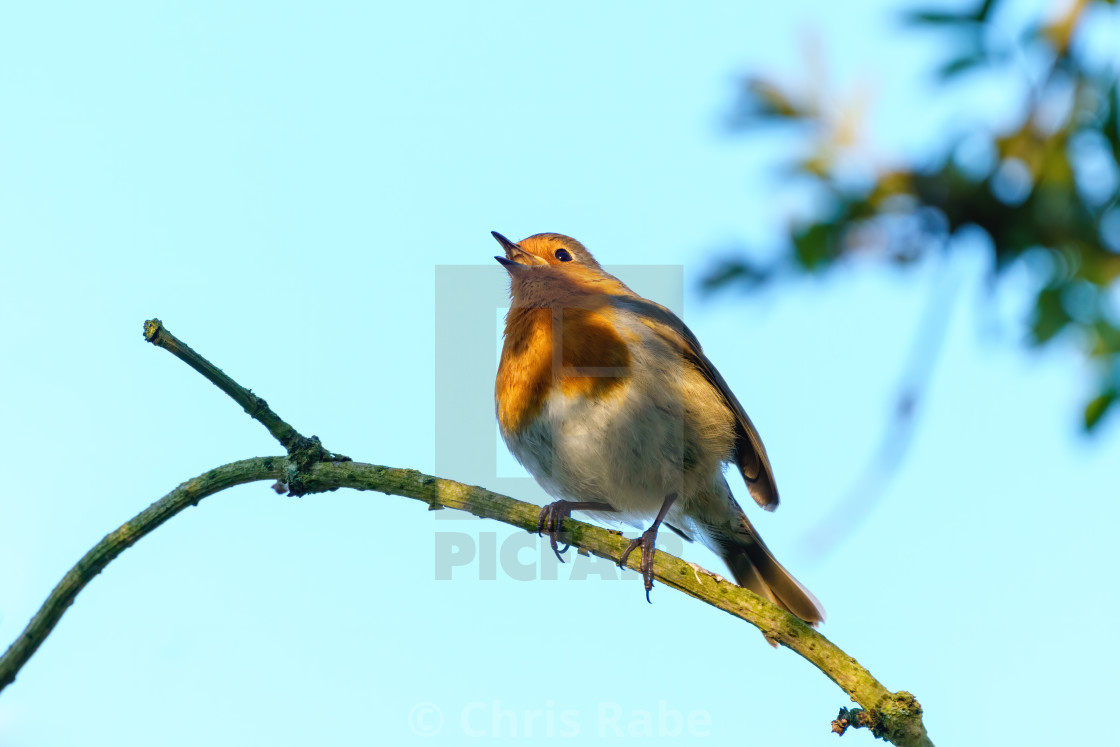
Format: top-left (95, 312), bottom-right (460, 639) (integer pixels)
top-left (496, 305), bottom-right (632, 435)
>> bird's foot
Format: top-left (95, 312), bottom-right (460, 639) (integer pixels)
top-left (619, 526), bottom-right (661, 603)
top-left (618, 492), bottom-right (678, 603)
top-left (537, 500), bottom-right (614, 562)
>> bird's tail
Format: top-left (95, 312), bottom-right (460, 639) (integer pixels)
top-left (715, 530), bottom-right (825, 626)
top-left (694, 494), bottom-right (825, 626)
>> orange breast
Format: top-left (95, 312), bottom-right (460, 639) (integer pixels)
top-left (496, 305), bottom-right (631, 435)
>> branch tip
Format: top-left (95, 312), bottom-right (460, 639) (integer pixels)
top-left (143, 318), bottom-right (164, 343)
top-left (141, 319), bottom-right (348, 491)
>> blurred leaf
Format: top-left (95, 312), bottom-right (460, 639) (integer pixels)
top-left (1030, 286), bottom-right (1072, 344)
top-left (903, 10), bottom-right (983, 26)
top-left (792, 221), bottom-right (842, 269)
top-left (1039, 0), bottom-right (1097, 56)
top-left (795, 152), bottom-right (834, 178)
top-left (1077, 244), bottom-right (1120, 286)
top-left (937, 51), bottom-right (988, 80)
top-left (1091, 320), bottom-right (1120, 356)
top-left (977, 0), bottom-right (998, 19)
top-left (1083, 389), bottom-right (1117, 430)
top-left (701, 257), bottom-right (773, 291)
top-left (1105, 82), bottom-right (1120, 166)
top-left (731, 78), bottom-right (808, 124)
top-left (903, 0), bottom-right (997, 26)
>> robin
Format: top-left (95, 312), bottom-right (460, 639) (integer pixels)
top-left (493, 231), bottom-right (824, 624)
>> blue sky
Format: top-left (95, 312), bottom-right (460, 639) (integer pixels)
top-left (2, 1), bottom-right (1117, 745)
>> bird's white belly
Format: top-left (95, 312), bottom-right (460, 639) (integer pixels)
top-left (502, 376), bottom-right (699, 523)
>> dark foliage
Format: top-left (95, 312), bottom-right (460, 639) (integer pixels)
top-left (712, 0), bottom-right (1120, 430)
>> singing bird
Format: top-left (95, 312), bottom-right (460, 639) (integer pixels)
top-left (493, 231), bottom-right (824, 624)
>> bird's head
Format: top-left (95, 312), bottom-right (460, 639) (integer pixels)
top-left (492, 231), bottom-right (614, 305)
top-left (492, 231), bottom-right (602, 270)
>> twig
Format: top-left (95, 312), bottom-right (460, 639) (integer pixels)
top-left (143, 318), bottom-right (348, 494)
top-left (143, 319), bottom-right (305, 450)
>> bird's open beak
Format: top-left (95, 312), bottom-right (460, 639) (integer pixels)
top-left (492, 231), bottom-right (542, 271)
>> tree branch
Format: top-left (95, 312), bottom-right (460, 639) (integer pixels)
top-left (0, 321), bottom-right (934, 746)
top-left (299, 461), bottom-right (935, 747)
top-left (142, 318), bottom-right (348, 494)
top-left (0, 457), bottom-right (933, 745)
top-left (143, 319), bottom-right (304, 450)
top-left (0, 457), bottom-right (286, 693)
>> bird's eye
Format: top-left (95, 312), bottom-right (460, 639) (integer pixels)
top-left (554, 248), bottom-right (573, 262)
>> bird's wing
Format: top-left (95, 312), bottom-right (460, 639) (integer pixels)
top-left (611, 295), bottom-right (780, 510)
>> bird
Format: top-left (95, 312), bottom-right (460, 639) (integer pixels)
top-left (492, 230), bottom-right (824, 625)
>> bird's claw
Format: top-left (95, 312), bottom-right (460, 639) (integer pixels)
top-left (537, 502), bottom-right (573, 562)
top-left (535, 500), bottom-right (616, 563)
top-left (619, 528), bottom-right (660, 603)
